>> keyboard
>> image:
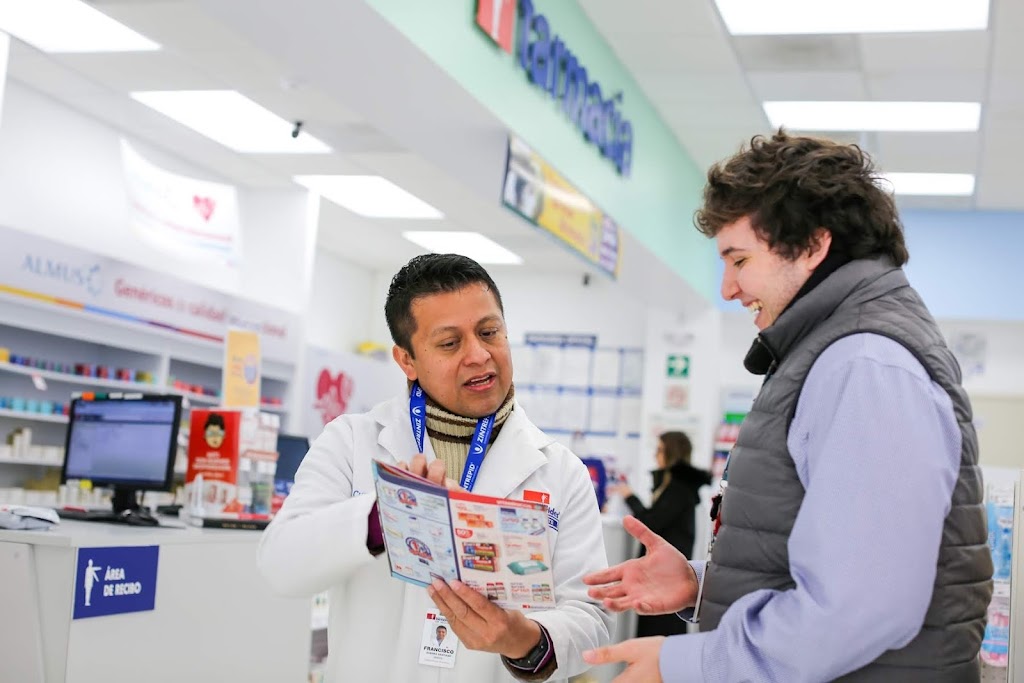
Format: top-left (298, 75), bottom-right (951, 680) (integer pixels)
top-left (58, 508), bottom-right (120, 522)
top-left (58, 508), bottom-right (161, 526)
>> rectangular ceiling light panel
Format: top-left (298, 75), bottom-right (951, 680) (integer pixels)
top-left (716, 0), bottom-right (989, 35)
top-left (402, 231), bottom-right (523, 265)
top-left (296, 175), bottom-right (443, 219)
top-left (0, 0), bottom-right (160, 52)
top-left (763, 101), bottom-right (981, 132)
top-left (131, 91), bottom-right (330, 153)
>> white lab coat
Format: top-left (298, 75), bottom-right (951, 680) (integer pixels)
top-left (258, 395), bottom-right (612, 683)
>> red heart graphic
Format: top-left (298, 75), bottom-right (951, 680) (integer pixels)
top-left (193, 195), bottom-right (216, 221)
top-left (314, 369), bottom-right (354, 426)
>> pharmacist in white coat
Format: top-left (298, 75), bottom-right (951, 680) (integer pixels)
top-left (259, 254), bottom-right (611, 682)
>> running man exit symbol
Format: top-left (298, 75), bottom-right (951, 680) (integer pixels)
top-left (666, 354), bottom-right (690, 378)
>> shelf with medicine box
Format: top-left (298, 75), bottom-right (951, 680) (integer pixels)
top-left (0, 457), bottom-right (63, 467)
top-left (167, 357), bottom-right (290, 414)
top-left (0, 407), bottom-right (70, 424)
top-left (0, 360), bottom-right (159, 392)
top-left (0, 295), bottom-right (298, 492)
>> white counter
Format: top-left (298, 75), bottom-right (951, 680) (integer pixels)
top-left (589, 515), bottom-right (638, 683)
top-left (0, 519), bottom-right (311, 683)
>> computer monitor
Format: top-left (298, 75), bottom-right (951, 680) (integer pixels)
top-left (274, 433), bottom-right (311, 497)
top-left (61, 394), bottom-right (183, 515)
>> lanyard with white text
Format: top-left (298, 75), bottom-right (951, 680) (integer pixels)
top-left (409, 381), bottom-right (495, 492)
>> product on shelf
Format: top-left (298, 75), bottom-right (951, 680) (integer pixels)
top-left (981, 590), bottom-right (1010, 667)
top-left (183, 408), bottom-right (280, 524)
top-left (169, 378), bottom-right (220, 398)
top-left (981, 484), bottom-right (1014, 668)
top-left (0, 396), bottom-right (70, 415)
top-left (1, 347), bottom-right (154, 385)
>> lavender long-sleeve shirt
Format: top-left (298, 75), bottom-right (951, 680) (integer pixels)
top-left (661, 333), bottom-right (962, 682)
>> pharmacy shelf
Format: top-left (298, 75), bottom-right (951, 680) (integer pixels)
top-left (0, 456), bottom-right (63, 467)
top-left (177, 390), bottom-right (220, 406)
top-left (0, 408), bottom-right (69, 424)
top-left (0, 361), bottom-right (157, 392)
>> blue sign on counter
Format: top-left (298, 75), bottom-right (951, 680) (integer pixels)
top-left (73, 546), bottom-right (159, 619)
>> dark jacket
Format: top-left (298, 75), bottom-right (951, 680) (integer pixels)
top-left (625, 461), bottom-right (711, 558)
top-left (701, 257), bottom-right (992, 682)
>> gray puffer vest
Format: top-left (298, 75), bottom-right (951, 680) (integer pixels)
top-left (700, 257), bottom-right (992, 682)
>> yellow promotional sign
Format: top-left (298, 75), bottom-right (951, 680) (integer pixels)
top-left (222, 328), bottom-right (261, 408)
top-left (502, 135), bottom-right (621, 278)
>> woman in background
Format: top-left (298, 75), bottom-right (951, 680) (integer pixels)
top-left (609, 430), bottom-right (711, 637)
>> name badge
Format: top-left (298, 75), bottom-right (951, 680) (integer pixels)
top-left (419, 612), bottom-right (459, 668)
top-left (523, 490), bottom-right (550, 505)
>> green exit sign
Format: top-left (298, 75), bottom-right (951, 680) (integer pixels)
top-left (666, 354), bottom-right (690, 378)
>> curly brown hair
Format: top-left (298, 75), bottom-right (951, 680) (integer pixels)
top-left (694, 130), bottom-right (908, 265)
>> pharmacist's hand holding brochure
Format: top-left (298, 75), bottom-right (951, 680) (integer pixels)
top-left (371, 459), bottom-right (556, 611)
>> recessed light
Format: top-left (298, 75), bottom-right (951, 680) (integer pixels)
top-left (0, 0), bottom-right (159, 52)
top-left (716, 0), bottom-right (988, 35)
top-left (131, 91), bottom-right (330, 153)
top-left (295, 175), bottom-right (443, 219)
top-left (763, 101), bottom-right (981, 132)
top-left (402, 231), bottom-right (523, 265)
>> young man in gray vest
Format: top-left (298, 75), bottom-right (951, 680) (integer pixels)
top-left (582, 131), bottom-right (993, 682)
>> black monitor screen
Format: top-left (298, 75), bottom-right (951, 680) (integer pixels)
top-left (275, 434), bottom-right (311, 486)
top-left (62, 395), bottom-right (182, 490)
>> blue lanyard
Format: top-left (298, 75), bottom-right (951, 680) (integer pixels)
top-left (409, 381), bottom-right (495, 492)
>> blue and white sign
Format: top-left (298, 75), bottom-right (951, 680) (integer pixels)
top-left (73, 546), bottom-right (159, 620)
top-left (475, 0), bottom-right (635, 176)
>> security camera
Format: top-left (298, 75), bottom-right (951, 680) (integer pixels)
top-left (291, 121), bottom-right (303, 139)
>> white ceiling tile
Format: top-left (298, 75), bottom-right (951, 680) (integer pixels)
top-left (52, 51), bottom-right (221, 92)
top-left (860, 32), bottom-right (990, 72)
top-left (677, 130), bottom-right (752, 169)
top-left (895, 195), bottom-right (975, 211)
top-left (660, 101), bottom-right (768, 132)
top-left (611, 35), bottom-right (739, 72)
top-left (7, 42), bottom-right (108, 95)
top-left (732, 34), bottom-right (861, 71)
top-left (975, 169), bottom-right (1024, 209)
top-left (983, 108), bottom-right (1024, 134)
top-left (988, 70), bottom-right (1024, 105)
top-left (991, 0), bottom-right (1024, 64)
top-left (242, 87), bottom-right (367, 128)
top-left (747, 71), bottom-right (867, 101)
top-left (872, 132), bottom-right (979, 174)
top-left (637, 70), bottom-right (751, 103)
top-left (581, 0), bottom-right (724, 36)
top-left (865, 71), bottom-right (987, 102)
top-left (979, 126), bottom-right (1024, 170)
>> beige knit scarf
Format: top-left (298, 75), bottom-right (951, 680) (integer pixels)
top-left (424, 385), bottom-right (516, 483)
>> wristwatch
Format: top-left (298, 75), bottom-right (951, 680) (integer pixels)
top-left (506, 626), bottom-right (550, 670)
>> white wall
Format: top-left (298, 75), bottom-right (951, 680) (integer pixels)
top-left (499, 269), bottom-right (648, 348)
top-left (0, 81), bottom-right (313, 314)
top-left (716, 312), bottom-right (1024, 470)
top-left (638, 307), bottom-right (722, 485)
top-left (364, 266), bottom-right (651, 352)
top-left (717, 313), bottom-right (1024, 401)
top-left (305, 249), bottom-right (379, 353)
top-left (718, 310), bottom-right (763, 398)
top-left (938, 319), bottom-right (1024, 398)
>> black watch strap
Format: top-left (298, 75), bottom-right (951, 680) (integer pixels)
top-left (506, 626), bottom-right (550, 669)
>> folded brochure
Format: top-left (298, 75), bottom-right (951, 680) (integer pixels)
top-left (371, 460), bottom-right (555, 610)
